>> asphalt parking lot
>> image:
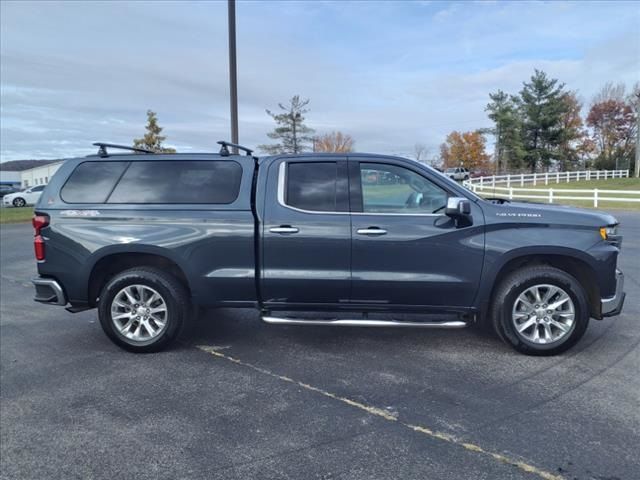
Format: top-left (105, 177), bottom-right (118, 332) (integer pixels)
top-left (1, 212), bottom-right (638, 480)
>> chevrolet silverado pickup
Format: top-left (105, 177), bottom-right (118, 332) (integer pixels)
top-left (31, 141), bottom-right (625, 355)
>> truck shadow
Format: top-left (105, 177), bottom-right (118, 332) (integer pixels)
top-left (183, 307), bottom-right (509, 354)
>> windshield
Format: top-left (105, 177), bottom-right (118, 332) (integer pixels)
top-left (425, 165), bottom-right (483, 202)
top-left (445, 168), bottom-right (456, 173)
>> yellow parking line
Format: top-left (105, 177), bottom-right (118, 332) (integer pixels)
top-left (197, 345), bottom-right (563, 480)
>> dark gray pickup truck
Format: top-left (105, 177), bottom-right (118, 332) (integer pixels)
top-left (32, 142), bottom-right (625, 355)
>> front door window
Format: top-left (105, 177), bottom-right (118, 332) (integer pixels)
top-left (360, 163), bottom-right (448, 214)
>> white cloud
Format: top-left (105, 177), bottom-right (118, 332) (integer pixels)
top-left (1, 0), bottom-right (638, 161)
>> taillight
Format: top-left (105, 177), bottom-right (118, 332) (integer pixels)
top-left (32, 214), bottom-right (49, 261)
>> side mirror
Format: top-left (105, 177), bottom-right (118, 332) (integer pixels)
top-left (445, 197), bottom-right (471, 217)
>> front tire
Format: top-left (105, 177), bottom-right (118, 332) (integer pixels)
top-left (491, 266), bottom-right (589, 355)
top-left (98, 267), bottom-right (190, 353)
top-left (13, 197), bottom-right (26, 207)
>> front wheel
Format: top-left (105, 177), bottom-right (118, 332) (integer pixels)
top-left (98, 267), bottom-right (190, 353)
top-left (13, 197), bottom-right (26, 207)
top-left (491, 266), bottom-right (589, 355)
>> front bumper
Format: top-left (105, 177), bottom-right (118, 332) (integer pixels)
top-left (33, 278), bottom-right (67, 306)
top-left (601, 269), bottom-right (625, 317)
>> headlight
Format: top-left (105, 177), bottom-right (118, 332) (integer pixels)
top-left (600, 225), bottom-right (618, 240)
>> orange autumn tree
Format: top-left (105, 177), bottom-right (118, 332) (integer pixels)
top-left (439, 131), bottom-right (491, 170)
top-left (314, 131), bottom-right (355, 153)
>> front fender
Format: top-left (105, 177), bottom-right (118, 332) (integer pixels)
top-left (474, 224), bottom-right (604, 317)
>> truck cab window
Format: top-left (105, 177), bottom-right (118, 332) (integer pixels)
top-left (359, 163), bottom-right (447, 214)
top-left (285, 162), bottom-right (348, 212)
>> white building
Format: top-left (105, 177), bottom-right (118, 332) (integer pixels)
top-left (20, 161), bottom-right (65, 188)
top-left (0, 171), bottom-right (21, 187)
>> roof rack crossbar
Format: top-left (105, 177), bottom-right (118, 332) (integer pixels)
top-left (217, 140), bottom-right (254, 157)
top-left (92, 142), bottom-right (154, 157)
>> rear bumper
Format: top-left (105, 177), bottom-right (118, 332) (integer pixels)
top-left (33, 278), bottom-right (67, 306)
top-left (601, 269), bottom-right (625, 318)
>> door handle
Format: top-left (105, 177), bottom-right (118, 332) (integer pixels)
top-left (356, 228), bottom-right (387, 236)
top-left (270, 226), bottom-right (299, 234)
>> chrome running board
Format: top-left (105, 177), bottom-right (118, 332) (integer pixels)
top-left (261, 316), bottom-right (467, 329)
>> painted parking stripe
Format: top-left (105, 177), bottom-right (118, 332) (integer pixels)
top-left (197, 345), bottom-right (563, 480)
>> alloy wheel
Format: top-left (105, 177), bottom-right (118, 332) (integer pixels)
top-left (110, 284), bottom-right (168, 342)
top-left (512, 284), bottom-right (575, 345)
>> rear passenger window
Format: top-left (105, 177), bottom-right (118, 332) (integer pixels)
top-left (61, 161), bottom-right (128, 203)
top-left (108, 161), bottom-right (242, 204)
top-left (286, 162), bottom-right (348, 212)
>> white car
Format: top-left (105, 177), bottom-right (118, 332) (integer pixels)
top-left (2, 185), bottom-right (47, 207)
top-left (444, 167), bottom-right (470, 181)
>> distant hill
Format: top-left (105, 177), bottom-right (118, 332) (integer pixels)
top-left (0, 159), bottom-right (61, 171)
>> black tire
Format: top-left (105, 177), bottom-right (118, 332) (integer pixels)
top-left (98, 267), bottom-right (190, 353)
top-left (490, 266), bottom-right (589, 356)
top-left (13, 197), bottom-right (26, 207)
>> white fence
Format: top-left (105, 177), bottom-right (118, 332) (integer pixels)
top-left (463, 169), bottom-right (640, 208)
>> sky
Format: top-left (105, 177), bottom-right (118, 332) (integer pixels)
top-left (1, 0), bottom-right (638, 162)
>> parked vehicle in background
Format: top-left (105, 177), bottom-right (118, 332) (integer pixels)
top-left (2, 185), bottom-right (47, 207)
top-left (31, 141), bottom-right (625, 356)
top-left (0, 185), bottom-right (20, 198)
top-left (469, 169), bottom-right (493, 178)
top-left (444, 167), bottom-right (469, 181)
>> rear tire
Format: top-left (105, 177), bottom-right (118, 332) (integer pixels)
top-left (98, 267), bottom-right (190, 353)
top-left (490, 266), bottom-right (589, 356)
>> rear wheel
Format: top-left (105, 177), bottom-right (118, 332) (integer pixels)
top-left (98, 267), bottom-right (190, 353)
top-left (491, 266), bottom-right (589, 355)
top-left (13, 197), bottom-right (26, 207)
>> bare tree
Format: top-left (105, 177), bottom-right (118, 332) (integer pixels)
top-left (413, 143), bottom-right (429, 163)
top-left (314, 131), bottom-right (355, 153)
top-left (592, 82), bottom-right (627, 105)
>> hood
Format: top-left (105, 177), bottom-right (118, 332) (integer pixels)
top-left (483, 199), bottom-right (618, 227)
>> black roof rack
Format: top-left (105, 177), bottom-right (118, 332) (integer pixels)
top-left (217, 140), bottom-right (254, 157)
top-left (93, 142), bottom-right (154, 157)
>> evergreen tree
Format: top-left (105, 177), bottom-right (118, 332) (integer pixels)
top-left (517, 70), bottom-right (567, 172)
top-left (486, 90), bottom-right (525, 172)
top-left (259, 95), bottom-right (315, 154)
top-left (133, 110), bottom-right (176, 153)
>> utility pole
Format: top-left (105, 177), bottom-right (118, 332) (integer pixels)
top-left (227, 0), bottom-right (239, 154)
top-left (635, 92), bottom-right (640, 178)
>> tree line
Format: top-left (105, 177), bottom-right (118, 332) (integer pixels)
top-left (133, 70), bottom-right (637, 175)
top-left (442, 71), bottom-right (638, 174)
top-left (133, 100), bottom-right (354, 155)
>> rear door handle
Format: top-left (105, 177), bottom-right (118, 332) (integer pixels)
top-left (356, 228), bottom-right (387, 236)
top-left (270, 226), bottom-right (299, 234)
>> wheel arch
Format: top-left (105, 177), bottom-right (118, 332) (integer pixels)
top-left (478, 247), bottom-right (601, 322)
top-left (86, 246), bottom-right (192, 307)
